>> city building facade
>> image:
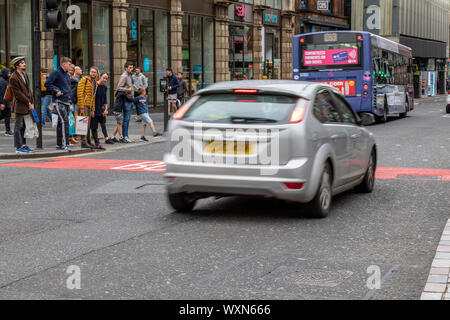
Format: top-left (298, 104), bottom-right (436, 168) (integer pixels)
top-left (0, 0), bottom-right (298, 108)
top-left (352, 0), bottom-right (450, 97)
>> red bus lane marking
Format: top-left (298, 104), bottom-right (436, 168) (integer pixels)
top-left (375, 167), bottom-right (450, 182)
top-left (0, 158), bottom-right (166, 172)
top-left (0, 159), bottom-right (449, 181)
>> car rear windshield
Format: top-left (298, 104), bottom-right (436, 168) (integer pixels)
top-left (182, 94), bottom-right (297, 124)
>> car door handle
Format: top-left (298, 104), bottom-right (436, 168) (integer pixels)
top-left (351, 134), bottom-right (361, 139)
top-left (331, 134), bottom-right (340, 140)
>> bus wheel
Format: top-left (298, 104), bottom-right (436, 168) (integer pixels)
top-left (399, 100), bottom-right (408, 118)
top-left (377, 99), bottom-right (388, 123)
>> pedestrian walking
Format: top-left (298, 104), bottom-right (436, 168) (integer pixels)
top-left (0, 67), bottom-right (13, 136)
top-left (91, 72), bottom-right (112, 148)
top-left (77, 66), bottom-right (99, 148)
top-left (166, 68), bottom-right (179, 116)
top-left (9, 56), bottom-right (35, 154)
top-left (177, 72), bottom-right (187, 107)
top-left (116, 62), bottom-right (134, 143)
top-left (134, 88), bottom-right (161, 142)
top-left (45, 56), bottom-right (73, 150)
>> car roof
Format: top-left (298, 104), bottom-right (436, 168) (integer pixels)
top-left (195, 80), bottom-right (335, 100)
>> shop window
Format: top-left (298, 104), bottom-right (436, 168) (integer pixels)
top-left (190, 16), bottom-right (202, 95)
top-left (140, 9), bottom-right (154, 105)
top-left (300, 0), bottom-right (308, 9)
top-left (203, 17), bottom-right (214, 88)
top-left (53, 0), bottom-right (69, 68)
top-left (9, 0), bottom-right (32, 84)
top-left (127, 8), bottom-right (138, 67)
top-left (155, 11), bottom-right (168, 107)
top-left (71, 2), bottom-right (89, 74)
top-left (93, 3), bottom-right (111, 104)
top-left (0, 0), bottom-right (6, 68)
top-left (327, 0), bottom-right (334, 14)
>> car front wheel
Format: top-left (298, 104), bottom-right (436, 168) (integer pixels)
top-left (306, 163), bottom-right (332, 219)
top-left (168, 193), bottom-right (197, 212)
top-left (355, 150), bottom-right (376, 193)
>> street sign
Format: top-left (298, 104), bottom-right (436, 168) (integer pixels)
top-left (317, 0), bottom-right (329, 11)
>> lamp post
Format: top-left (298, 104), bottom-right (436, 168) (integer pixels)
top-left (32, 0), bottom-right (42, 149)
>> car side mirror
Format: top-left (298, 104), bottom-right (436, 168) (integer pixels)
top-left (360, 113), bottom-right (376, 126)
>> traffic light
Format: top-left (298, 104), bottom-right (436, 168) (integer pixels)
top-left (43, 0), bottom-right (62, 30)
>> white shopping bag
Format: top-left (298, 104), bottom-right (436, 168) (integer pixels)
top-left (51, 114), bottom-right (58, 128)
top-left (75, 115), bottom-right (89, 135)
top-left (24, 114), bottom-right (39, 139)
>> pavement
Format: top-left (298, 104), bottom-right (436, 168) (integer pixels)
top-left (0, 112), bottom-right (167, 159)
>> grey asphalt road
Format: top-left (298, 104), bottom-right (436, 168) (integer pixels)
top-left (0, 97), bottom-right (448, 300)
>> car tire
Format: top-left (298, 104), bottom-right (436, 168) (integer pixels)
top-left (399, 100), bottom-right (408, 118)
top-left (168, 193), bottom-right (197, 212)
top-left (355, 150), bottom-right (376, 194)
top-left (446, 105), bottom-right (450, 113)
top-left (306, 162), bottom-right (332, 219)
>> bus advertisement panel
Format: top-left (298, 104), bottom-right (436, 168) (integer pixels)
top-left (293, 31), bottom-right (414, 123)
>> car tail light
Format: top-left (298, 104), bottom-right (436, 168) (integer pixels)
top-left (290, 99), bottom-right (308, 124)
top-left (172, 96), bottom-right (199, 120)
top-left (165, 176), bottom-right (175, 183)
top-left (172, 105), bottom-right (190, 120)
top-left (363, 84), bottom-right (369, 90)
top-left (233, 89), bottom-right (259, 94)
top-left (284, 182), bottom-right (304, 190)
top-left (290, 109), bottom-right (305, 123)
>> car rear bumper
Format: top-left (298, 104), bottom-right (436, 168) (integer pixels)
top-left (164, 154), bottom-right (316, 203)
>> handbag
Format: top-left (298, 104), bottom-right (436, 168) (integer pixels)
top-left (3, 85), bottom-right (12, 102)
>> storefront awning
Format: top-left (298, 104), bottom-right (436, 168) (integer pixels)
top-left (400, 36), bottom-right (447, 59)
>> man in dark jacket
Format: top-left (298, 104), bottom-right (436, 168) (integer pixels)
top-left (0, 68), bottom-right (13, 136)
top-left (45, 57), bottom-right (73, 150)
top-left (166, 68), bottom-right (179, 116)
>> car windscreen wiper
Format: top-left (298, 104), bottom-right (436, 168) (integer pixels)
top-left (229, 116), bottom-right (278, 123)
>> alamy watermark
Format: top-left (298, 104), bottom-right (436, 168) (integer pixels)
top-left (169, 121), bottom-right (281, 176)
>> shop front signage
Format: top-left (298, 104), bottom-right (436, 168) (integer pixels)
top-left (229, 3), bottom-right (253, 23)
top-left (263, 9), bottom-right (280, 26)
top-left (317, 0), bottom-right (329, 11)
top-left (235, 4), bottom-right (246, 20)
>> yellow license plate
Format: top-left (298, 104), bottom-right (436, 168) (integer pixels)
top-left (204, 141), bottom-right (254, 154)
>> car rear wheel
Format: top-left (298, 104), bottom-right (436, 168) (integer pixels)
top-left (355, 150), bottom-right (376, 193)
top-left (399, 100), bottom-right (408, 118)
top-left (306, 163), bottom-right (332, 219)
top-left (168, 193), bottom-right (197, 212)
top-left (446, 105), bottom-right (450, 113)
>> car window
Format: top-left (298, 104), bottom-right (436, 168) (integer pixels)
top-left (182, 94), bottom-right (297, 124)
top-left (333, 95), bottom-right (357, 124)
top-left (313, 91), bottom-right (342, 123)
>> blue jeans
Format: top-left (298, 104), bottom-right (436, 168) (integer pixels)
top-left (122, 101), bottom-right (133, 138)
top-left (41, 95), bottom-right (52, 125)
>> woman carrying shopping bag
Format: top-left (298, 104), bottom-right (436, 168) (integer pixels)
top-left (77, 66), bottom-right (99, 148)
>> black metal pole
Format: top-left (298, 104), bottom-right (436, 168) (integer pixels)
top-left (32, 0), bottom-right (42, 149)
top-left (164, 90), bottom-right (168, 132)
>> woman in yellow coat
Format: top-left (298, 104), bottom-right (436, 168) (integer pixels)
top-left (77, 66), bottom-right (99, 148)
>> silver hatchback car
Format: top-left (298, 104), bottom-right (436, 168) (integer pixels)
top-left (164, 81), bottom-right (377, 218)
